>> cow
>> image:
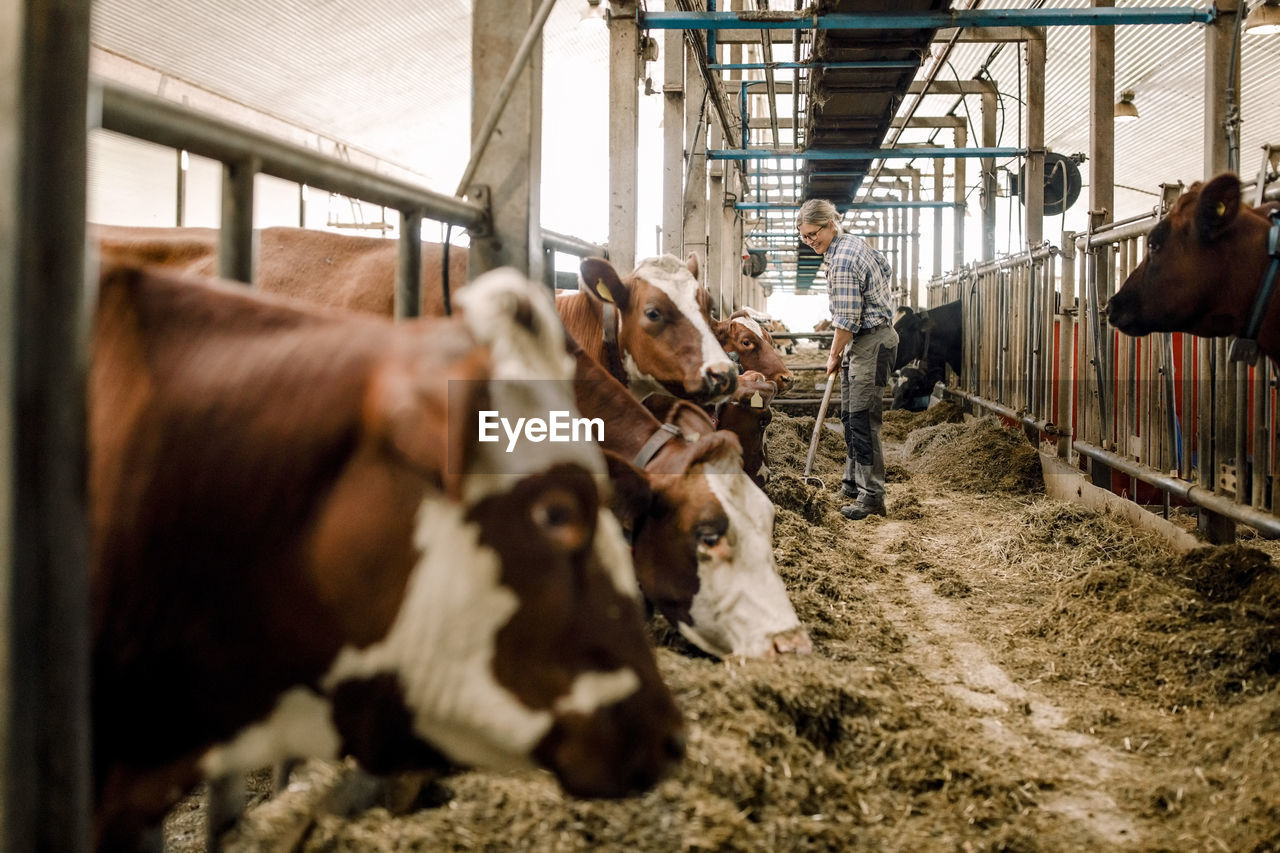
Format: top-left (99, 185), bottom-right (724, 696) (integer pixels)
top-left (92, 227), bottom-right (739, 406)
top-left (91, 224), bottom-right (469, 316)
top-left (891, 300), bottom-right (963, 411)
top-left (558, 255), bottom-right (738, 405)
top-left (1107, 173), bottom-right (1280, 362)
top-left (90, 257), bottom-right (684, 849)
top-left (568, 342), bottom-right (810, 659)
top-left (709, 370), bottom-right (778, 487)
top-left (714, 309), bottom-right (795, 392)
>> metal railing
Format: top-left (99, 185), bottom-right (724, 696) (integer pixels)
top-left (95, 82), bottom-right (606, 313)
top-left (926, 177), bottom-right (1280, 540)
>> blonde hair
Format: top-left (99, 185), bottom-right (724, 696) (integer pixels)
top-left (797, 198), bottom-right (840, 230)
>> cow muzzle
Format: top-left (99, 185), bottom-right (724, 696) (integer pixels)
top-left (698, 361), bottom-right (738, 400)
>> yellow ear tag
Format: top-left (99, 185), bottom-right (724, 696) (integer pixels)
top-left (1216, 202), bottom-right (1226, 216)
top-left (595, 280), bottom-right (615, 303)
top-left (685, 431), bottom-right (701, 443)
top-left (750, 391), bottom-right (764, 408)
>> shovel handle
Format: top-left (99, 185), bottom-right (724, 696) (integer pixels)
top-left (803, 370), bottom-right (837, 478)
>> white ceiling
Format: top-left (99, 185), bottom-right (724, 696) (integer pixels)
top-left (88, 0), bottom-right (1280, 264)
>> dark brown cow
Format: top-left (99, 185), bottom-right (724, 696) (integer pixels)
top-left (714, 309), bottom-right (794, 392)
top-left (1108, 173), bottom-right (1280, 361)
top-left (710, 370), bottom-right (778, 487)
top-left (568, 342), bottom-right (810, 659)
top-left (91, 224), bottom-right (469, 316)
top-left (90, 258), bottom-right (683, 849)
top-left (559, 255), bottom-right (737, 405)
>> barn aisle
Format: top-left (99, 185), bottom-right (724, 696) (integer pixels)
top-left (165, 405), bottom-right (1280, 852)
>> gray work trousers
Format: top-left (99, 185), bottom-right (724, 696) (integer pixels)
top-left (840, 323), bottom-right (898, 503)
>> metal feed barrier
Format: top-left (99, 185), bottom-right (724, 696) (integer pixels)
top-left (927, 176), bottom-right (1280, 542)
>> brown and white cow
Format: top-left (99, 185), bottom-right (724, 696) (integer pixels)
top-left (91, 224), bottom-right (469, 316)
top-left (708, 370), bottom-right (778, 487)
top-left (1107, 173), bottom-right (1280, 361)
top-left (559, 255), bottom-right (738, 405)
top-left (90, 258), bottom-right (683, 849)
top-left (714, 309), bottom-right (794, 392)
top-left (569, 343), bottom-right (810, 659)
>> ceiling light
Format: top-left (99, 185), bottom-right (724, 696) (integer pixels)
top-left (580, 0), bottom-right (607, 27)
top-left (1114, 90), bottom-right (1139, 124)
top-left (1245, 0), bottom-right (1280, 34)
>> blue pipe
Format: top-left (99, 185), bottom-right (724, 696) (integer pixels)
top-left (710, 60), bottom-right (919, 70)
top-left (640, 8), bottom-right (1216, 30)
top-left (738, 201), bottom-right (957, 210)
top-left (709, 146), bottom-right (1022, 160)
top-left (706, 0), bottom-right (716, 74)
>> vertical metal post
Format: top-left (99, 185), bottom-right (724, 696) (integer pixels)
top-left (1204, 0), bottom-right (1239, 177)
top-left (470, 0), bottom-right (544, 280)
top-left (910, 169), bottom-right (921, 307)
top-left (1090, 0), bottom-right (1115, 228)
top-left (607, 0), bottom-right (639, 273)
top-left (932, 159), bottom-right (944, 281)
top-left (662, 24), bottom-right (683, 256)
top-left (1024, 30), bottom-right (1046, 247)
top-left (683, 45), bottom-right (707, 267)
top-left (396, 210), bottom-right (423, 319)
top-left (954, 123), bottom-right (966, 269)
top-left (1253, 361), bottom-right (1269, 508)
top-left (706, 122), bottom-right (724, 308)
top-left (219, 158), bottom-right (256, 283)
top-left (3, 0), bottom-right (92, 849)
top-left (981, 89), bottom-right (996, 261)
top-left (175, 150), bottom-right (187, 226)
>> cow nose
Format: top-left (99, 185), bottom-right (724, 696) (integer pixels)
top-left (704, 362), bottom-right (737, 397)
top-left (770, 626), bottom-right (813, 656)
top-left (776, 371), bottom-right (795, 392)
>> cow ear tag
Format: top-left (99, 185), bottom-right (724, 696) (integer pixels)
top-left (750, 391), bottom-right (764, 408)
top-left (685, 431), bottom-right (701, 442)
top-left (1216, 202), bottom-right (1226, 216)
top-left (595, 279), bottom-right (615, 303)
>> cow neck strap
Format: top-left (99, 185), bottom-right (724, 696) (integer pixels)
top-left (633, 422), bottom-right (682, 469)
top-left (601, 301), bottom-right (628, 385)
top-left (1229, 208), bottom-right (1280, 365)
top-left (912, 321), bottom-right (933, 370)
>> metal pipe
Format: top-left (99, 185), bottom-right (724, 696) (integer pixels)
top-left (739, 201), bottom-right (957, 210)
top-left (1074, 439), bottom-right (1280, 538)
top-left (99, 83), bottom-right (487, 230)
top-left (396, 210), bottom-right (423, 319)
top-left (456, 0), bottom-right (558, 197)
top-left (541, 229), bottom-right (608, 258)
top-left (709, 146), bottom-right (1024, 160)
top-left (640, 7), bottom-right (1217, 29)
top-left (945, 387), bottom-right (1061, 437)
top-left (710, 60), bottom-right (917, 70)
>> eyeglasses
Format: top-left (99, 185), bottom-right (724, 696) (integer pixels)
top-left (798, 222), bottom-right (829, 243)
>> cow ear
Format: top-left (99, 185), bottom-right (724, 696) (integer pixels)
top-left (686, 252), bottom-right (701, 281)
top-left (579, 257), bottom-right (629, 309)
top-left (366, 346), bottom-right (490, 500)
top-left (1195, 173), bottom-right (1242, 243)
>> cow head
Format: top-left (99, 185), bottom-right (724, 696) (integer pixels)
top-left (716, 310), bottom-right (794, 392)
top-left (892, 306), bottom-right (931, 371)
top-left (635, 398), bottom-right (811, 659)
top-left (715, 370), bottom-right (777, 486)
top-left (1108, 173), bottom-right (1276, 340)
top-left (579, 255), bottom-right (737, 405)
top-left (311, 269), bottom-right (683, 799)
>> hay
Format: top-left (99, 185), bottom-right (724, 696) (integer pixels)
top-left (166, 388), bottom-right (1280, 853)
top-left (904, 416), bottom-right (1044, 495)
top-left (882, 399), bottom-right (965, 442)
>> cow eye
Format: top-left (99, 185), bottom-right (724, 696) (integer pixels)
top-left (697, 529), bottom-right (721, 547)
top-left (531, 488), bottom-right (589, 553)
top-left (643, 306), bottom-right (664, 323)
top-left (741, 340), bottom-right (755, 351)
top-left (693, 518), bottom-right (728, 548)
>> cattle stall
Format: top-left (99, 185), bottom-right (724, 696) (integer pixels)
top-left (926, 171), bottom-right (1280, 543)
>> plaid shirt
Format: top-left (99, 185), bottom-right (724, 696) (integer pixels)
top-left (824, 230), bottom-right (895, 334)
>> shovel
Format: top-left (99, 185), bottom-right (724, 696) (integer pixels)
top-left (803, 369), bottom-right (836, 487)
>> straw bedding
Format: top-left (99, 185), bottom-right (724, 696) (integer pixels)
top-left (163, 403), bottom-right (1280, 853)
